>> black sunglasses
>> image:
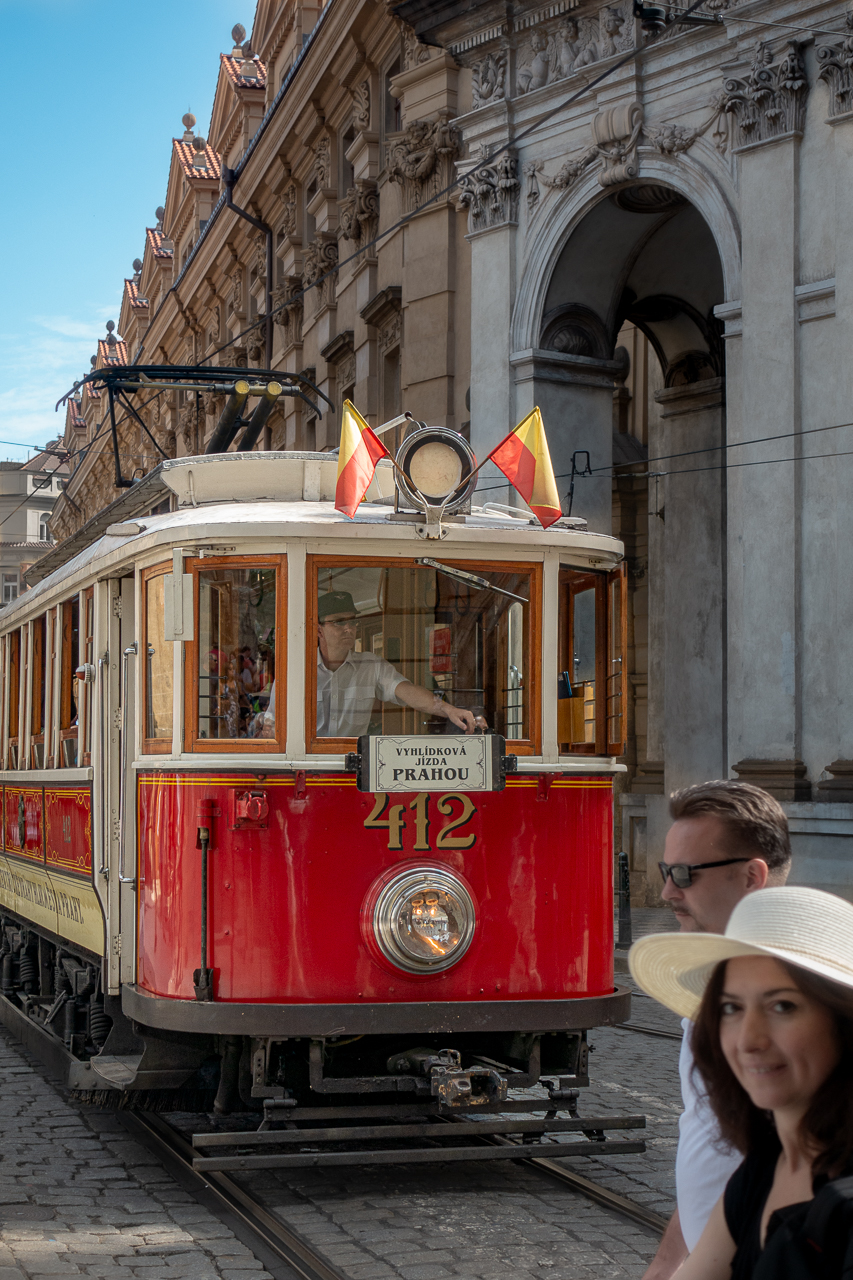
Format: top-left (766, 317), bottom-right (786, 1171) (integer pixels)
top-left (657, 857), bottom-right (752, 889)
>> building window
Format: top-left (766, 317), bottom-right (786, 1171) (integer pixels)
top-left (2, 574), bottom-right (18, 604)
top-left (39, 515), bottom-right (51, 543)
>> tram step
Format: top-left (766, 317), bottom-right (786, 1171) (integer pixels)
top-left (192, 1137), bottom-right (646, 1171)
top-left (193, 1114), bottom-right (644, 1149)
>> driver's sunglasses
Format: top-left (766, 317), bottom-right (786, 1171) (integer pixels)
top-left (321, 618), bottom-right (357, 630)
top-left (657, 857), bottom-right (752, 889)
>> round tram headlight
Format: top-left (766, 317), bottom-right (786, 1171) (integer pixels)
top-left (372, 867), bottom-right (475, 974)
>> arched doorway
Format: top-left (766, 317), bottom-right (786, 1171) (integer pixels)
top-left (517, 183), bottom-right (728, 892)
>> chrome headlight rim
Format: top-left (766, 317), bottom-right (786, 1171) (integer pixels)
top-left (372, 865), bottom-right (476, 975)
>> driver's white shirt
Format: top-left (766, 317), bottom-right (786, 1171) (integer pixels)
top-left (316, 649), bottom-right (406, 736)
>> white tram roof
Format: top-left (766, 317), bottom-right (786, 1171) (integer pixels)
top-left (13, 453), bottom-right (623, 618)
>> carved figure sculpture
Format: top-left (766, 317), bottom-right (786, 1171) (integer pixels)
top-left (517, 30), bottom-right (551, 95)
top-left (555, 19), bottom-right (583, 79)
top-left (576, 8), bottom-right (624, 67)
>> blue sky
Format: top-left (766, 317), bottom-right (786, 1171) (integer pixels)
top-left (0, 0), bottom-right (247, 460)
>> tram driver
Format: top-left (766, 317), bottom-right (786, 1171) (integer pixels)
top-left (259, 590), bottom-right (486, 738)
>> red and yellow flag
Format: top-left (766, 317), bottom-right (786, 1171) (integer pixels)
top-left (335, 400), bottom-right (389, 519)
top-left (487, 408), bottom-right (562, 528)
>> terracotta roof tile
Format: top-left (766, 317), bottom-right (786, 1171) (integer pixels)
top-left (172, 138), bottom-right (222, 181)
top-left (124, 278), bottom-right (149, 309)
top-left (96, 338), bottom-right (128, 367)
top-left (146, 226), bottom-right (174, 259)
top-left (221, 52), bottom-right (267, 89)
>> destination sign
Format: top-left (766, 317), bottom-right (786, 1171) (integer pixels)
top-left (354, 734), bottom-right (512, 793)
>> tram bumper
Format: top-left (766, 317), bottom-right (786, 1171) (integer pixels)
top-left (121, 984), bottom-right (632, 1036)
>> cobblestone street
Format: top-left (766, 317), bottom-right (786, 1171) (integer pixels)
top-left (0, 911), bottom-right (685, 1280)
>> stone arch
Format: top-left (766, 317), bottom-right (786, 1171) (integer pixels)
top-left (510, 151), bottom-right (741, 356)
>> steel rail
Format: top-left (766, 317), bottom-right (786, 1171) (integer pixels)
top-left (617, 1022), bottom-right (683, 1042)
top-left (471, 1128), bottom-right (667, 1233)
top-left (125, 1112), bottom-right (343, 1280)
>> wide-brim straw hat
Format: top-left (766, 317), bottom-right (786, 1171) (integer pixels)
top-left (628, 886), bottom-right (853, 1020)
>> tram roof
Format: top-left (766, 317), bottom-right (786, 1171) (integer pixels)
top-left (14, 453), bottom-right (622, 614)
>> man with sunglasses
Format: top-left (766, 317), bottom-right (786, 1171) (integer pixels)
top-left (642, 780), bottom-right (792, 1280)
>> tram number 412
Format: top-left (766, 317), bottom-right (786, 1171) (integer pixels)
top-left (365, 792), bottom-right (477, 852)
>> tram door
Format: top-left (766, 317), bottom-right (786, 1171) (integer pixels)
top-left (103, 576), bottom-right (136, 994)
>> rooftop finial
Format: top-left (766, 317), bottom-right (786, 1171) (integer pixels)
top-left (132, 257), bottom-right (143, 276)
top-left (105, 320), bottom-right (118, 348)
top-left (192, 135), bottom-right (209, 171)
top-left (181, 111), bottom-right (196, 142)
top-left (239, 39), bottom-right (258, 79)
top-left (231, 22), bottom-right (246, 55)
top-left (155, 205), bottom-right (166, 231)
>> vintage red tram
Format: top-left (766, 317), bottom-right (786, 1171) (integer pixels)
top-left (0, 418), bottom-right (630, 1127)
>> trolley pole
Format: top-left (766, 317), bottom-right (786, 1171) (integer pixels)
top-left (617, 851), bottom-right (632, 949)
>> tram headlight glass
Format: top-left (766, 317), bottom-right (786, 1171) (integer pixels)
top-left (372, 868), bottom-right (475, 974)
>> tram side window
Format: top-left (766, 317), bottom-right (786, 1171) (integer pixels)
top-left (58, 599), bottom-right (79, 768)
top-left (143, 570), bottom-right (173, 753)
top-left (307, 558), bottom-right (538, 752)
top-left (81, 588), bottom-right (94, 766)
top-left (6, 631), bottom-right (20, 769)
top-left (30, 616), bottom-right (47, 769)
top-left (558, 566), bottom-right (627, 756)
top-left (46, 609), bottom-right (58, 768)
top-left (188, 559), bottom-right (282, 750)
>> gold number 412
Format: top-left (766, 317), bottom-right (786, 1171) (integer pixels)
top-left (365, 792), bottom-right (477, 851)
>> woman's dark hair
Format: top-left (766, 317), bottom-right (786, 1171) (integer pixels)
top-left (692, 958), bottom-right (853, 1177)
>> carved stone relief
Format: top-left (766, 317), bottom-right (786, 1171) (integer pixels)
top-left (818, 12), bottom-right (853, 118)
top-left (379, 312), bottom-right (402, 354)
top-left (472, 47), bottom-right (508, 110)
top-left (515, 4), bottom-right (632, 98)
top-left (303, 237), bottom-right (339, 308)
top-left (387, 114), bottom-right (460, 213)
top-left (272, 276), bottom-right (304, 350)
top-left (279, 181), bottom-right (298, 238)
top-left (722, 41), bottom-right (809, 148)
top-left (339, 180), bottom-right (380, 247)
top-left (314, 133), bottom-right (332, 189)
top-left (457, 149), bottom-right (521, 233)
top-left (525, 95), bottom-right (728, 212)
top-left (352, 79), bottom-right (371, 130)
top-left (230, 266), bottom-right (245, 319)
top-left (403, 25), bottom-right (434, 71)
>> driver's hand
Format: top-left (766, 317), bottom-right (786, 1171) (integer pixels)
top-left (445, 706), bottom-right (476, 733)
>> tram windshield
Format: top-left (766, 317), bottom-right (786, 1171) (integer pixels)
top-left (308, 559), bottom-right (535, 746)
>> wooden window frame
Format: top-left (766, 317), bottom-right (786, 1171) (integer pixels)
top-left (58, 598), bottom-right (80, 768)
top-left (30, 615), bottom-right (46, 768)
top-left (558, 565), bottom-right (627, 758)
top-left (81, 587), bottom-right (94, 766)
top-left (305, 554), bottom-right (542, 756)
top-left (184, 554), bottom-right (287, 754)
top-left (142, 562), bottom-right (175, 755)
top-left (7, 629), bottom-right (20, 768)
top-left (45, 608), bottom-right (58, 769)
top-left (606, 565), bottom-right (628, 757)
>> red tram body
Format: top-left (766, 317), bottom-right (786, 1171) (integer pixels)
top-left (0, 436), bottom-right (631, 1124)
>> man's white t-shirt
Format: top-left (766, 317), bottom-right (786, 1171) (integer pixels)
top-left (676, 1018), bottom-right (742, 1252)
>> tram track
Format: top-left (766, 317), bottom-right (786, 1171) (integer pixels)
top-left (129, 1107), bottom-right (666, 1264)
top-left (120, 1111), bottom-right (345, 1280)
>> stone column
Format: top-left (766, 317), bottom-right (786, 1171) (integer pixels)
top-left (508, 349), bottom-right (622, 533)
top-left (654, 378), bottom-right (726, 794)
top-left (725, 135), bottom-right (808, 799)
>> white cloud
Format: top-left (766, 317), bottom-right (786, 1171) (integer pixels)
top-left (0, 304), bottom-right (121, 452)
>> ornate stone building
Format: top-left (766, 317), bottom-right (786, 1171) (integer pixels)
top-left (49, 0), bottom-right (853, 898)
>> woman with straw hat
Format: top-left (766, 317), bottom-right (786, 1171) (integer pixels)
top-left (629, 886), bottom-right (853, 1279)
